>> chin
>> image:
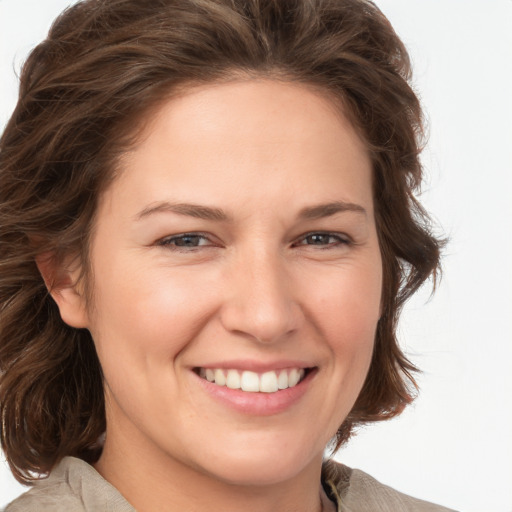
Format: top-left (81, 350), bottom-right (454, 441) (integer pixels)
top-left (190, 436), bottom-right (323, 487)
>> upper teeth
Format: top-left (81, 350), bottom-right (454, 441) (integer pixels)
top-left (199, 368), bottom-right (306, 393)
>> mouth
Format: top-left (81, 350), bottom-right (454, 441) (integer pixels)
top-left (193, 367), bottom-right (312, 393)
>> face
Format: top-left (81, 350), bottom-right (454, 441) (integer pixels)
top-left (66, 79), bottom-right (382, 487)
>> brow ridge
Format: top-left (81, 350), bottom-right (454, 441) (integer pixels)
top-left (136, 202), bottom-right (230, 222)
top-left (298, 201), bottom-right (367, 220)
top-left (136, 200), bottom-right (366, 222)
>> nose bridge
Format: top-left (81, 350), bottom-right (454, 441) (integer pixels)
top-left (220, 243), bottom-right (301, 343)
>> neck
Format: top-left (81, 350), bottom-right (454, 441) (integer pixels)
top-left (94, 430), bottom-right (331, 512)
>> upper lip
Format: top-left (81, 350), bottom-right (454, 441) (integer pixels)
top-left (192, 360), bottom-right (315, 373)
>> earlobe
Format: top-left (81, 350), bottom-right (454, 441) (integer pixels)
top-left (36, 252), bottom-right (89, 329)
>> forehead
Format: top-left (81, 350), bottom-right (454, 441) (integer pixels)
top-left (137, 78), bottom-right (365, 157)
top-left (101, 79), bottom-right (373, 220)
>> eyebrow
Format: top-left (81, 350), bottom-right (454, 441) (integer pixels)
top-left (135, 200), bottom-right (366, 222)
top-left (136, 202), bottom-right (231, 222)
top-left (297, 201), bottom-right (367, 220)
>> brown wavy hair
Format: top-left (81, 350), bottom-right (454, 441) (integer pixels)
top-left (0, 0), bottom-right (443, 484)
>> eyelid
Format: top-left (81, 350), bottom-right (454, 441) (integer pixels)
top-left (157, 232), bottom-right (216, 248)
top-left (155, 230), bottom-right (352, 250)
top-left (293, 231), bottom-right (353, 247)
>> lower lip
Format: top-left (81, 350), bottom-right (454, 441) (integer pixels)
top-left (193, 369), bottom-right (316, 416)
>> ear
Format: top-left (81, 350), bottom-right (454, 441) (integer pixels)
top-left (36, 252), bottom-right (89, 329)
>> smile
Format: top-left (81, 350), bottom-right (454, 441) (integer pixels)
top-left (196, 367), bottom-right (308, 393)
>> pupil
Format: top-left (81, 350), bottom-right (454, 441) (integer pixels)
top-left (309, 234), bottom-right (329, 244)
top-left (176, 236), bottom-right (199, 246)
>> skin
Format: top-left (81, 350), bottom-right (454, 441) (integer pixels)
top-left (51, 79), bottom-right (382, 512)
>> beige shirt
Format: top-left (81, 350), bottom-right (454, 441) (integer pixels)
top-left (5, 456), bottom-right (457, 511)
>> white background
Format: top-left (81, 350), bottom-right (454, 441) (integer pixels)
top-left (0, 1), bottom-right (511, 511)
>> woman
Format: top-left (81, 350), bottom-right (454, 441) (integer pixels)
top-left (0, 0), bottom-right (452, 510)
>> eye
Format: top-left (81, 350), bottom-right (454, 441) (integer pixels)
top-left (295, 232), bottom-right (350, 248)
top-left (158, 233), bottom-right (212, 249)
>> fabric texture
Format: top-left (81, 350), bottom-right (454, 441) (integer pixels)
top-left (321, 460), bottom-right (457, 512)
top-left (5, 456), bottom-right (457, 511)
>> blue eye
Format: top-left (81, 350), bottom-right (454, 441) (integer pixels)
top-left (297, 232), bottom-right (349, 247)
top-left (159, 234), bottom-right (210, 249)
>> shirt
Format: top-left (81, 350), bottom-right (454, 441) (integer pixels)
top-left (5, 456), bottom-right (457, 511)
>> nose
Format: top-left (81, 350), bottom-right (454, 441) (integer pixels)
top-left (219, 247), bottom-right (303, 344)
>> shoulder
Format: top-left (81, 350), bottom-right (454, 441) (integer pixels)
top-left (322, 459), bottom-right (458, 512)
top-left (4, 457), bottom-right (134, 512)
top-left (5, 485), bottom-right (84, 512)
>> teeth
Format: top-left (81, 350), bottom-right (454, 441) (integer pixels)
top-left (199, 367), bottom-right (307, 393)
top-left (241, 371), bottom-right (259, 392)
top-left (260, 371), bottom-right (278, 393)
top-left (277, 370), bottom-right (289, 390)
top-left (289, 368), bottom-right (300, 387)
top-left (214, 369), bottom-right (226, 386)
top-left (226, 369), bottom-right (240, 389)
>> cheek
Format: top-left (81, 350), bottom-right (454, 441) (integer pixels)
top-left (310, 261), bottom-right (381, 340)
top-left (86, 264), bottom-right (220, 421)
top-left (88, 257), bottom-right (221, 365)
top-left (305, 258), bottom-right (382, 397)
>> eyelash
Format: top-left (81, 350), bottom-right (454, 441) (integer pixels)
top-left (157, 231), bottom-right (351, 251)
top-left (158, 233), bottom-right (213, 251)
top-left (295, 232), bottom-right (351, 249)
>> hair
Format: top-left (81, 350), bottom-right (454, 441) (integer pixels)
top-left (0, 0), bottom-right (443, 484)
